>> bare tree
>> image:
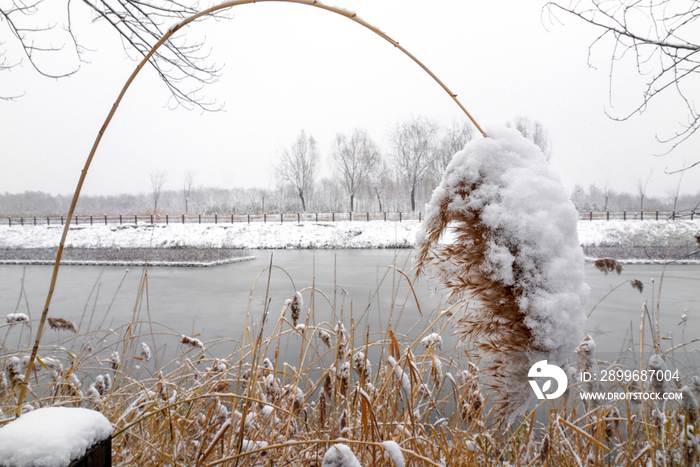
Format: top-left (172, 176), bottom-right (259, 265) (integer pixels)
top-left (150, 170), bottom-right (167, 214)
top-left (636, 169), bottom-right (653, 211)
top-left (276, 130), bottom-right (319, 212)
top-left (332, 128), bottom-right (381, 212)
top-left (545, 0), bottom-right (700, 162)
top-left (393, 116), bottom-right (439, 212)
top-left (0, 0), bottom-right (223, 108)
top-left (368, 158), bottom-right (393, 213)
top-left (432, 120), bottom-right (475, 183)
top-left (507, 116), bottom-right (552, 161)
top-left (183, 170), bottom-right (196, 214)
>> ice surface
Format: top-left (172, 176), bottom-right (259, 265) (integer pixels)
top-left (0, 407), bottom-right (112, 467)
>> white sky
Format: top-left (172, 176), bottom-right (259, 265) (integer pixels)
top-left (1, 0), bottom-right (698, 200)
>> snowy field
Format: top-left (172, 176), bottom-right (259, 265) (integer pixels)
top-left (0, 219), bottom-right (698, 262)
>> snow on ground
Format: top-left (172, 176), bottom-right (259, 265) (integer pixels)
top-left (0, 219), bottom-right (697, 252)
top-left (0, 407), bottom-right (112, 467)
top-left (0, 222), bottom-right (419, 250)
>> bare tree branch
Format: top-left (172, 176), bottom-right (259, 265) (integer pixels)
top-left (545, 0), bottom-right (700, 161)
top-left (0, 0), bottom-right (225, 108)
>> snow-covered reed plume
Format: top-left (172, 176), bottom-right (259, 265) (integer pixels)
top-left (140, 343), bottom-right (152, 362)
top-left (47, 317), bottom-right (77, 333)
top-left (180, 335), bottom-right (205, 352)
top-left (6, 313), bottom-right (30, 326)
top-left (284, 291), bottom-right (303, 327)
top-left (415, 126), bottom-right (589, 420)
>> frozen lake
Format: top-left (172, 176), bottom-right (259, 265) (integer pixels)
top-left (1, 249), bottom-right (698, 366)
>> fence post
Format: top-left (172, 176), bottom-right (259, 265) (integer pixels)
top-left (332, 212), bottom-right (335, 222)
top-left (151, 214), bottom-right (154, 224)
top-left (135, 215), bottom-right (137, 225)
top-left (61, 216), bottom-right (64, 225)
top-left (248, 214), bottom-right (250, 224)
top-left (298, 213), bottom-right (300, 223)
top-left (166, 214), bottom-right (169, 225)
top-left (20, 217), bottom-right (23, 226)
top-left (280, 213), bottom-right (283, 223)
top-left (316, 213), bottom-right (318, 222)
top-left (182, 214), bottom-right (185, 224)
top-left (641, 211), bottom-right (643, 221)
top-left (384, 212), bottom-right (387, 222)
top-left (33, 216), bottom-right (36, 226)
top-left (231, 214), bottom-right (234, 224)
top-left (264, 214), bottom-right (267, 223)
top-left (673, 210), bottom-right (676, 220)
top-left (623, 211), bottom-right (626, 221)
top-left (589, 211), bottom-right (592, 221)
top-left (367, 212), bottom-right (369, 222)
top-left (399, 212), bottom-right (402, 222)
top-left (350, 212), bottom-right (352, 222)
top-left (199, 214), bottom-right (201, 224)
top-left (419, 212), bottom-right (422, 222)
top-left (47, 216), bottom-right (50, 226)
top-left (119, 215), bottom-right (122, 225)
top-left (656, 211), bottom-right (659, 221)
top-left (215, 214), bottom-right (218, 224)
top-left (8, 217), bottom-right (11, 227)
top-left (692, 210), bottom-right (695, 221)
top-left (606, 211), bottom-right (609, 221)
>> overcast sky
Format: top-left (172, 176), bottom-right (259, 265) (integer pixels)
top-left (1, 0), bottom-right (698, 201)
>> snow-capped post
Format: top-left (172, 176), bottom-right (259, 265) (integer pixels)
top-left (0, 407), bottom-right (112, 467)
top-left (415, 126), bottom-right (589, 424)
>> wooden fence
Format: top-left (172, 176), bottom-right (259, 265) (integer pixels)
top-left (2, 210), bottom-right (697, 227)
top-left (3, 211), bottom-right (422, 226)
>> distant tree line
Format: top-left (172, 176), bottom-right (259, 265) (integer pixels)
top-left (571, 183), bottom-right (700, 214)
top-left (13, 116), bottom-right (693, 217)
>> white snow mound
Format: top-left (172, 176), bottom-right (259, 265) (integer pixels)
top-left (0, 407), bottom-right (112, 467)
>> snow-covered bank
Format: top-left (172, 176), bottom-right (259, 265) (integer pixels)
top-left (0, 220), bottom-right (698, 256)
top-left (0, 222), bottom-right (420, 250)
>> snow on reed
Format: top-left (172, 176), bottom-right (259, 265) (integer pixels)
top-left (6, 313), bottom-right (29, 325)
top-left (321, 443), bottom-right (362, 467)
top-left (415, 126), bottom-right (589, 420)
top-left (0, 407), bottom-right (112, 467)
top-left (382, 440), bottom-right (405, 467)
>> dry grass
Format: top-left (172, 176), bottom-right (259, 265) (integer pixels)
top-left (1, 257), bottom-right (699, 467)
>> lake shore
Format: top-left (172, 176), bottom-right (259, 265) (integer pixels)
top-left (0, 220), bottom-right (698, 264)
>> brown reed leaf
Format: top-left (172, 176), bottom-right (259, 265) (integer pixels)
top-left (630, 279), bottom-right (644, 293)
top-left (48, 317), bottom-right (77, 333)
top-left (594, 258), bottom-right (622, 275)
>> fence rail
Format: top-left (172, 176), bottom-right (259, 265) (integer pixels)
top-left (2, 211), bottom-right (423, 226)
top-left (2, 210), bottom-right (697, 227)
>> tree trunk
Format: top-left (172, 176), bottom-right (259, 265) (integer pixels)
top-left (299, 192), bottom-right (306, 212)
top-left (350, 193), bottom-right (354, 212)
top-left (410, 186), bottom-right (416, 212)
top-left (375, 188), bottom-right (382, 212)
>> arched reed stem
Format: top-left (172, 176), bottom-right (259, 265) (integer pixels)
top-left (17, 0), bottom-right (486, 415)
